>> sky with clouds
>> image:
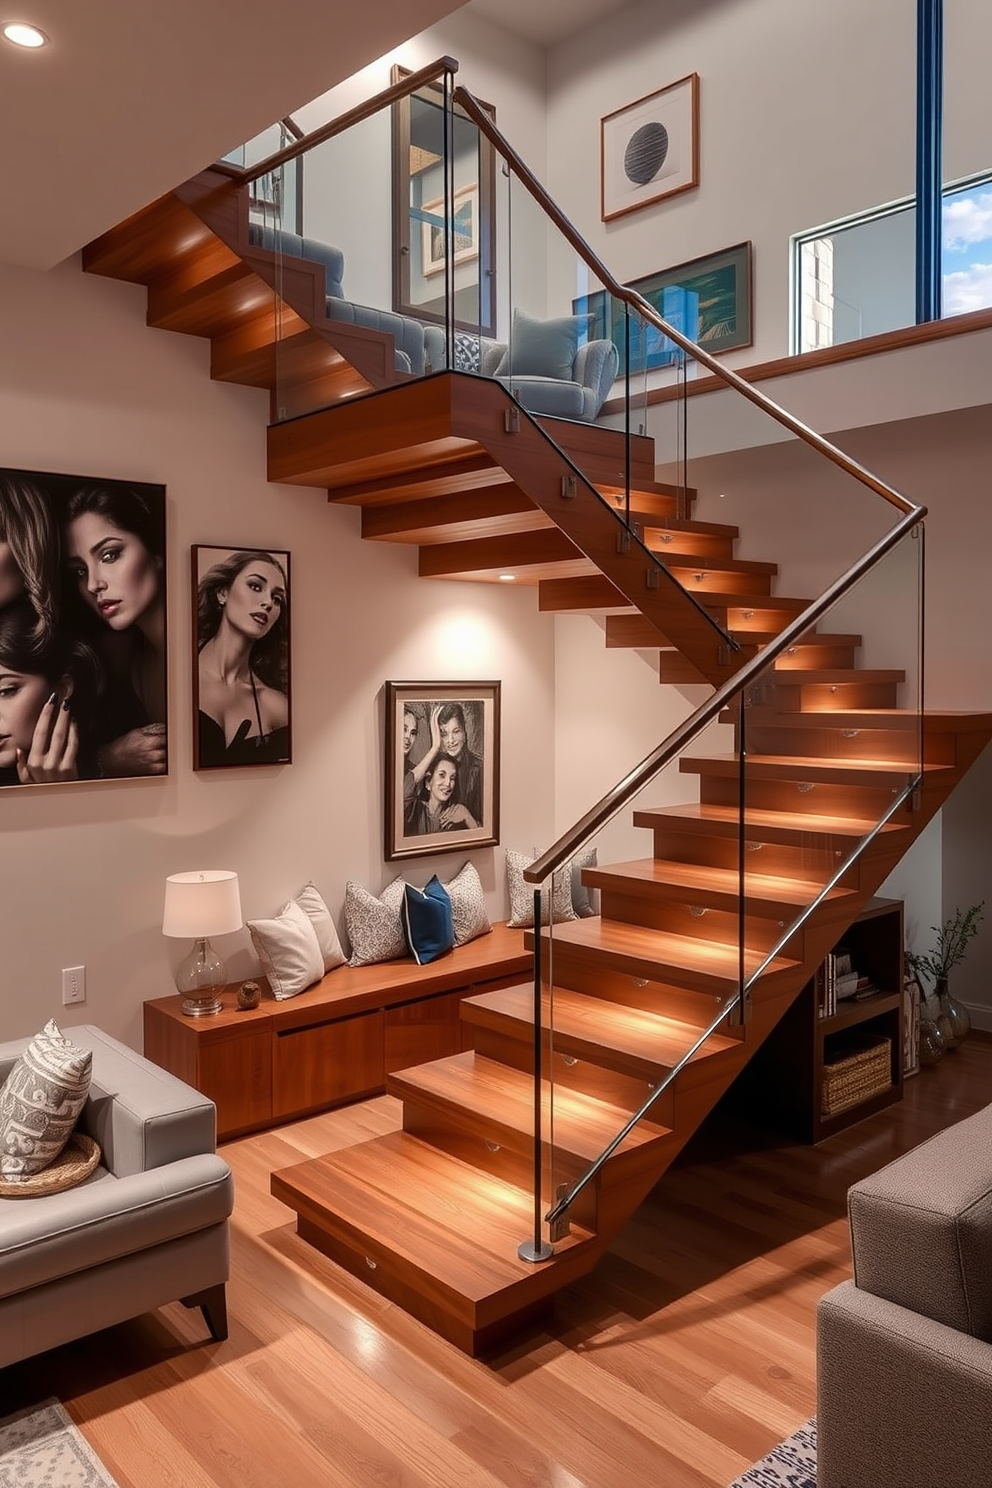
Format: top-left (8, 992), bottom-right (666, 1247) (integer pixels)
top-left (942, 187), bottom-right (992, 314)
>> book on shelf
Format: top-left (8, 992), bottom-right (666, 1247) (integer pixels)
top-left (816, 947), bottom-right (875, 1017)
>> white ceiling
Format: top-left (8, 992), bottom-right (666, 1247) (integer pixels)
top-left (0, 0), bottom-right (461, 272)
top-left (0, 0), bottom-right (631, 273)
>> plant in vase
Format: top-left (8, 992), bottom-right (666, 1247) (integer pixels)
top-left (906, 902), bottom-right (985, 1052)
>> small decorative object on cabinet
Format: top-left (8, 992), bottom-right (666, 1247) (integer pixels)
top-left (723, 898), bottom-right (905, 1143)
top-left (906, 901), bottom-right (984, 1052)
top-left (237, 980), bottom-right (261, 1011)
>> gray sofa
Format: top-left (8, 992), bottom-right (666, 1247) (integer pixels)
top-left (0, 1025), bottom-right (233, 1368)
top-left (817, 1102), bottom-right (992, 1487)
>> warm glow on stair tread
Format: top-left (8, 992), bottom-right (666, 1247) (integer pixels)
top-left (681, 751), bottom-right (943, 773)
top-left (273, 1131), bottom-right (595, 1288)
top-left (635, 800), bottom-right (912, 838)
top-left (540, 918), bottom-right (797, 979)
top-left (588, 857), bottom-right (852, 905)
top-left (389, 1051), bottom-right (672, 1157)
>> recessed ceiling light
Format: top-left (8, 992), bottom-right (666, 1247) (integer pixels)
top-left (2, 20), bottom-right (48, 46)
top-left (498, 574), bottom-right (515, 582)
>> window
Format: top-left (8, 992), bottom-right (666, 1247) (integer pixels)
top-left (791, 171), bottom-right (992, 353)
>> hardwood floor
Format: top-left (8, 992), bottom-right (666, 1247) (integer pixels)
top-left (5, 1037), bottom-right (991, 1488)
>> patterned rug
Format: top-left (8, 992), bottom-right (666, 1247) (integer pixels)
top-left (0, 1399), bottom-right (120, 1487)
top-left (727, 1418), bottom-right (817, 1487)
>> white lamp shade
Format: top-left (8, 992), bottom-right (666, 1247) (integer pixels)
top-left (163, 870), bottom-right (243, 939)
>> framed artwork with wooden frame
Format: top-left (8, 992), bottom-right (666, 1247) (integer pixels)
top-left (192, 545), bottom-right (291, 770)
top-left (390, 65), bottom-right (497, 337)
top-left (601, 73), bottom-right (699, 222)
top-left (385, 680), bottom-right (500, 861)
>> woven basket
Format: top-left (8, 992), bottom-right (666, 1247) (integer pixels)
top-left (821, 1036), bottom-right (892, 1118)
top-left (0, 1131), bottom-right (101, 1198)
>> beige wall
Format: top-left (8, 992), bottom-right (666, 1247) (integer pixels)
top-left (0, 255), bottom-right (557, 1050)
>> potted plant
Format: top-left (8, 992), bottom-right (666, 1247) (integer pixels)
top-left (906, 902), bottom-right (984, 1051)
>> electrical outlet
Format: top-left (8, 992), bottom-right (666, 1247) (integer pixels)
top-left (61, 965), bottom-right (86, 1005)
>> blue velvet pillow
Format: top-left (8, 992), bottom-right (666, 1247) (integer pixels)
top-left (401, 876), bottom-right (454, 966)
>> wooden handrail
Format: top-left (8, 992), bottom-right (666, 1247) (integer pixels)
top-left (453, 85), bottom-right (917, 519)
top-left (522, 504), bottom-right (925, 887)
top-left (224, 56), bottom-right (459, 181)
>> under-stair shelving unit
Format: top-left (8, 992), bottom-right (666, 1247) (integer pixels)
top-left (81, 68), bottom-right (992, 1353)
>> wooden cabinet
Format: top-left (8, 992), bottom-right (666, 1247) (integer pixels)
top-left (144, 923), bottom-right (530, 1140)
top-left (725, 898), bottom-right (905, 1143)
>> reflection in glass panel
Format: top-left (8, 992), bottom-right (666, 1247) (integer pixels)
top-left (942, 176), bottom-right (992, 316)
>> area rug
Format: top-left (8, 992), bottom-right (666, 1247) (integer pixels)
top-left (0, 1398), bottom-right (120, 1487)
top-left (727, 1418), bottom-right (816, 1487)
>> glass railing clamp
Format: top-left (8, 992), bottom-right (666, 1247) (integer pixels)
top-left (504, 407), bottom-right (520, 433)
top-left (560, 474), bottom-right (577, 499)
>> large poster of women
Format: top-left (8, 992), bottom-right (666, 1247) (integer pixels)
top-left (0, 467), bottom-right (167, 787)
top-left (385, 680), bottom-right (500, 860)
top-left (192, 545), bottom-right (291, 770)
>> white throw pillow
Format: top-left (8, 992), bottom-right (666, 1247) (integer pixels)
top-left (344, 876), bottom-right (408, 967)
top-left (247, 897), bottom-right (324, 1000)
top-left (0, 1020), bottom-right (92, 1181)
top-left (443, 861), bottom-right (492, 947)
top-left (294, 881), bottom-right (346, 973)
top-left (505, 849), bottom-right (577, 929)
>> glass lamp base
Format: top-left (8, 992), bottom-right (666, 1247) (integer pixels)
top-left (176, 937), bottom-right (226, 1018)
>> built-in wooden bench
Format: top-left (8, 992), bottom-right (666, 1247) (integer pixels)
top-left (143, 922), bottom-right (530, 1140)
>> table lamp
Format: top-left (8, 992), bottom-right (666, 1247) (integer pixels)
top-left (163, 870), bottom-right (243, 1017)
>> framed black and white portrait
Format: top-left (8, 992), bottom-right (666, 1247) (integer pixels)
top-left (0, 466), bottom-right (167, 787)
top-left (385, 680), bottom-right (500, 860)
top-left (192, 544), bottom-right (291, 770)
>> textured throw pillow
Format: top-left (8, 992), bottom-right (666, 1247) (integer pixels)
top-left (505, 849), bottom-right (578, 929)
top-left (294, 881), bottom-right (346, 973)
top-left (570, 845), bottom-right (600, 918)
top-left (498, 307), bottom-right (592, 382)
top-left (402, 876), bottom-right (455, 966)
top-left (0, 1020), bottom-right (92, 1181)
top-left (452, 329), bottom-right (482, 373)
top-left (444, 860), bottom-right (492, 947)
top-left (247, 897), bottom-right (324, 1000)
top-left (344, 876), bottom-right (408, 967)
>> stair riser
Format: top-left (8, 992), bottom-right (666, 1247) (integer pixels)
top-left (639, 828), bottom-right (860, 887)
top-left (400, 1103), bottom-right (602, 1231)
top-left (146, 264), bottom-right (265, 336)
top-left (669, 569), bottom-right (772, 596)
top-left (708, 605), bottom-right (804, 632)
top-left (739, 723), bottom-right (929, 764)
top-left (467, 1023), bottom-right (677, 1110)
top-left (698, 775), bottom-right (914, 821)
top-left (758, 682), bottom-right (901, 710)
top-left (642, 529), bottom-right (736, 560)
top-left (597, 889), bottom-right (804, 956)
top-left (773, 644), bottom-right (858, 670)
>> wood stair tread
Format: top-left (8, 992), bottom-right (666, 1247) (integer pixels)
top-left (529, 917), bottom-right (800, 992)
top-left (679, 751), bottom-right (938, 784)
top-left (655, 553), bottom-right (778, 576)
top-left (633, 800), bottom-right (914, 841)
top-left (272, 1130), bottom-right (595, 1300)
top-left (754, 668), bottom-right (905, 684)
top-left (388, 1050), bottom-right (671, 1160)
top-left (586, 856), bottom-right (855, 914)
top-left (463, 982), bottom-right (740, 1073)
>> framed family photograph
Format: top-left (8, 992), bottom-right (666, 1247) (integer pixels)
top-left (572, 242), bottom-right (753, 368)
top-left (192, 545), bottom-right (291, 770)
top-left (601, 73), bottom-right (699, 223)
top-left (0, 466), bottom-right (167, 788)
top-left (385, 680), bottom-right (500, 861)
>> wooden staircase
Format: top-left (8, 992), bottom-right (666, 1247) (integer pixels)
top-left (83, 168), bottom-right (992, 1355)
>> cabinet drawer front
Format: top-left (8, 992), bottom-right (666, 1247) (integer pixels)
top-left (273, 1011), bottom-right (385, 1119)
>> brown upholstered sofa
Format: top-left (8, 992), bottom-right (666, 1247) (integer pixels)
top-left (0, 1024), bottom-right (233, 1368)
top-left (817, 1103), bottom-right (992, 1487)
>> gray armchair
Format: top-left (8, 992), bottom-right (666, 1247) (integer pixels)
top-left (0, 1025), bottom-right (233, 1368)
top-left (817, 1102), bottom-right (992, 1487)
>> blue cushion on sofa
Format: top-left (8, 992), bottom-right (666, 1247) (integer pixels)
top-left (498, 307), bottom-right (593, 381)
top-left (401, 877), bottom-right (454, 966)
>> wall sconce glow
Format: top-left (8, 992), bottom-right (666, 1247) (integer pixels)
top-left (2, 21), bottom-right (49, 46)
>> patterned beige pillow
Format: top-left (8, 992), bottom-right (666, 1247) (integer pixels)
top-left (505, 849), bottom-right (578, 929)
top-left (344, 877), bottom-right (408, 967)
top-left (444, 861), bottom-right (492, 947)
top-left (0, 1020), bottom-right (92, 1181)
